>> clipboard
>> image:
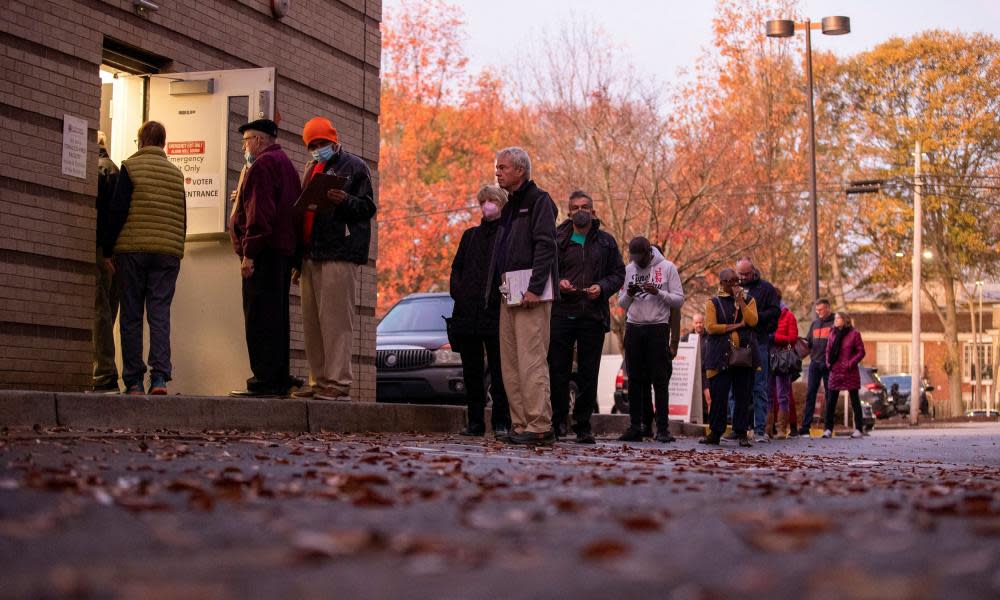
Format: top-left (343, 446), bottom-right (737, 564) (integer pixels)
top-left (500, 269), bottom-right (555, 306)
top-left (296, 172), bottom-right (349, 214)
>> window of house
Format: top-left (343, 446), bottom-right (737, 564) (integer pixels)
top-left (963, 342), bottom-right (994, 383)
top-left (876, 342), bottom-right (912, 374)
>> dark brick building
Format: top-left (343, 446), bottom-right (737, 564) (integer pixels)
top-left (1, 0), bottom-right (381, 399)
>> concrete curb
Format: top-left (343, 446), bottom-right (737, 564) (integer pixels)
top-left (0, 390), bottom-right (465, 434)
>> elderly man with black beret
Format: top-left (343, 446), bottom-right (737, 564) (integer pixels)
top-left (229, 119), bottom-right (302, 397)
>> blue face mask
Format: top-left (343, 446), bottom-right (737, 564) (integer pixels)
top-left (245, 151), bottom-right (255, 165)
top-left (311, 144), bottom-right (335, 163)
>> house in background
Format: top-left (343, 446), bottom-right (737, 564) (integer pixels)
top-left (847, 283), bottom-right (998, 415)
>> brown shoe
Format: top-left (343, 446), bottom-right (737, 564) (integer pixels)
top-left (315, 388), bottom-right (350, 402)
top-left (291, 387), bottom-right (315, 398)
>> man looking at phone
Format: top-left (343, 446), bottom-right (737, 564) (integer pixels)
top-left (617, 237), bottom-right (684, 442)
top-left (547, 191), bottom-right (625, 444)
top-left (290, 116), bottom-right (377, 402)
top-left (735, 257), bottom-right (781, 442)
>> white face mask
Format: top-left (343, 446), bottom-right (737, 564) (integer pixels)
top-left (482, 201), bottom-right (500, 221)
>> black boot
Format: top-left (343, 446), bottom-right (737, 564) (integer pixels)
top-left (618, 427), bottom-right (644, 442)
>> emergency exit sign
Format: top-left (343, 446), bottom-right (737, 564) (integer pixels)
top-left (167, 141), bottom-right (206, 155)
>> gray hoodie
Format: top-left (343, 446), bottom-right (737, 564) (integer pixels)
top-left (618, 248), bottom-right (684, 324)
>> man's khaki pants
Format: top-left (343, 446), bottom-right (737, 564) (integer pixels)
top-left (499, 301), bottom-right (553, 434)
top-left (301, 258), bottom-right (357, 396)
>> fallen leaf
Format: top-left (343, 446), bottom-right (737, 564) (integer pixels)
top-left (580, 539), bottom-right (630, 561)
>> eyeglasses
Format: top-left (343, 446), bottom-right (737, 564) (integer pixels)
top-left (241, 136), bottom-right (261, 147)
top-left (721, 278), bottom-right (739, 285)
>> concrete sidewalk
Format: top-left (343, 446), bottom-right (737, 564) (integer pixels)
top-left (0, 390), bottom-right (708, 437)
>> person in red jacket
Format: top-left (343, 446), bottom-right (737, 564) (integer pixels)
top-left (768, 290), bottom-right (799, 438)
top-left (824, 311), bottom-right (867, 438)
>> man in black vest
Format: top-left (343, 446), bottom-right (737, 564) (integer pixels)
top-left (548, 191), bottom-right (625, 444)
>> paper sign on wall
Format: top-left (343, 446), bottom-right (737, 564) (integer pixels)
top-left (61, 115), bottom-right (88, 179)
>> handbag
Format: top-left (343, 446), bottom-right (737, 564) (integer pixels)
top-left (713, 297), bottom-right (753, 368)
top-left (771, 346), bottom-right (802, 375)
top-left (443, 316), bottom-right (462, 354)
top-left (729, 344), bottom-right (754, 368)
top-left (793, 336), bottom-right (810, 359)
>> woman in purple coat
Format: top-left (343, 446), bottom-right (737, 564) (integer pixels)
top-left (823, 312), bottom-right (866, 438)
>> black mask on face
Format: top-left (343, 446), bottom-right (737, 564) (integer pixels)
top-left (571, 210), bottom-right (592, 229)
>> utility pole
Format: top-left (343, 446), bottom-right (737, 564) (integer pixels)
top-left (910, 141), bottom-right (922, 426)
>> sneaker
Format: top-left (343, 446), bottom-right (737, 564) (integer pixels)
top-left (124, 382), bottom-right (145, 396)
top-left (754, 433), bottom-right (770, 443)
top-left (851, 430), bottom-right (863, 439)
top-left (787, 429), bottom-right (800, 438)
top-left (617, 427), bottom-right (644, 442)
top-left (822, 429), bottom-right (833, 438)
top-left (574, 432), bottom-right (596, 445)
top-left (291, 387), bottom-right (315, 398)
top-left (655, 432), bottom-right (676, 443)
top-left (738, 436), bottom-right (753, 448)
top-left (148, 375), bottom-right (167, 395)
top-left (315, 388), bottom-right (350, 402)
top-left (797, 427), bottom-right (811, 436)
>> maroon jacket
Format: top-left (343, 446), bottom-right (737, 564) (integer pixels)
top-left (230, 144), bottom-right (301, 259)
top-left (826, 327), bottom-right (865, 391)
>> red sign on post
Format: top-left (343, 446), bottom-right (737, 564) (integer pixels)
top-left (167, 141), bottom-right (206, 155)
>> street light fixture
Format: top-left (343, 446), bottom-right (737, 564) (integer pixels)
top-left (766, 16), bottom-right (851, 303)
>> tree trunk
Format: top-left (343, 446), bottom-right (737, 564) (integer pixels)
top-left (942, 278), bottom-right (964, 417)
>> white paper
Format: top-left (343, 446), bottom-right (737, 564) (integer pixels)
top-left (502, 269), bottom-right (554, 305)
top-left (61, 115), bottom-right (88, 179)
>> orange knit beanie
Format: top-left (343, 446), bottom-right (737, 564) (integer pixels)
top-left (302, 117), bottom-right (339, 146)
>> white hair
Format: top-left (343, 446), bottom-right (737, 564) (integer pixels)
top-left (496, 147), bottom-right (531, 179)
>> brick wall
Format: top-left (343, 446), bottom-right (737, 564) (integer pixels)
top-left (1, 0), bottom-right (381, 399)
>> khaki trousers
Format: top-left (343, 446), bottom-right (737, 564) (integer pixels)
top-left (301, 259), bottom-right (357, 396)
top-left (499, 301), bottom-right (553, 434)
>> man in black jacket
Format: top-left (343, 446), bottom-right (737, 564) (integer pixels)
top-left (548, 191), bottom-right (625, 444)
top-left (799, 298), bottom-right (835, 434)
top-left (449, 185), bottom-right (511, 437)
top-left (490, 147), bottom-right (559, 445)
top-left (290, 117), bottom-right (377, 401)
top-left (736, 258), bottom-right (781, 443)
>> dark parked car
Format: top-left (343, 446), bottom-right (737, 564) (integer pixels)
top-left (879, 374), bottom-right (933, 416)
top-left (375, 293), bottom-right (466, 405)
top-left (859, 365), bottom-right (889, 421)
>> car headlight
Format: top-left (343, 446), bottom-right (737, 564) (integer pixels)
top-left (433, 344), bottom-right (463, 366)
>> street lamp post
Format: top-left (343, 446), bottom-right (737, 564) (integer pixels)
top-left (766, 16), bottom-right (851, 303)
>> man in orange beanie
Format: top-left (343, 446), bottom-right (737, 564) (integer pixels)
top-left (292, 117), bottom-right (376, 401)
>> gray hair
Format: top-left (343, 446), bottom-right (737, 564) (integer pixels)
top-left (477, 184), bottom-right (508, 209)
top-left (496, 147), bottom-right (531, 179)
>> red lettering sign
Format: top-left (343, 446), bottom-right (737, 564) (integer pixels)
top-left (167, 141), bottom-right (206, 155)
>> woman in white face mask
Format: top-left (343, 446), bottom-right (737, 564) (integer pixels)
top-left (448, 185), bottom-right (512, 437)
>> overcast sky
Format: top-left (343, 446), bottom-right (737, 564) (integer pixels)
top-left (383, 0), bottom-right (1000, 86)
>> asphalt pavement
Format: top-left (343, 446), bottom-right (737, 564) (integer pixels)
top-left (1, 424), bottom-right (998, 599)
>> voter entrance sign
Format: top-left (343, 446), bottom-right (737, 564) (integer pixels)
top-left (667, 334), bottom-right (703, 423)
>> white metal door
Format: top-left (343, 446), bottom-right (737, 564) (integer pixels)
top-left (147, 68), bottom-right (275, 235)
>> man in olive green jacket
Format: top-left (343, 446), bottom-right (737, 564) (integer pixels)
top-left (103, 121), bottom-right (186, 395)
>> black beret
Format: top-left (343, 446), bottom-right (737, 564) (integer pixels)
top-left (239, 119), bottom-right (278, 137)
